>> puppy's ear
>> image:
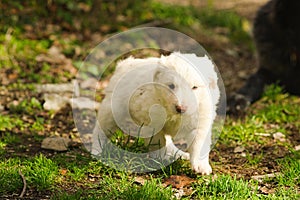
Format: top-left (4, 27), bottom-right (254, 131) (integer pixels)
top-left (153, 66), bottom-right (166, 81)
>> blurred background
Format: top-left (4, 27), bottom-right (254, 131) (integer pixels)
top-left (0, 0), bottom-right (268, 93)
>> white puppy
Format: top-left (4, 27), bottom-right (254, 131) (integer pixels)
top-left (92, 52), bottom-right (220, 175)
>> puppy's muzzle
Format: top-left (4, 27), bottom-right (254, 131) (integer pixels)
top-left (175, 105), bottom-right (187, 113)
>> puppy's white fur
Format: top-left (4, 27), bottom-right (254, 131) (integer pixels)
top-left (92, 52), bottom-right (219, 175)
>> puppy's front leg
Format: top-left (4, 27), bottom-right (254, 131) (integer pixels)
top-left (165, 135), bottom-right (190, 160)
top-left (188, 129), bottom-right (212, 175)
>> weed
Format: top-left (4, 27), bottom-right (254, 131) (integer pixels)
top-left (9, 97), bottom-right (42, 115)
top-left (30, 117), bottom-right (45, 133)
top-left (25, 154), bottom-right (59, 191)
top-left (0, 158), bottom-right (23, 194)
top-left (276, 156), bottom-right (300, 187)
top-left (245, 151), bottom-right (264, 166)
top-left (193, 175), bottom-right (258, 199)
top-left (256, 84), bottom-right (300, 124)
top-left (0, 155), bottom-right (59, 194)
top-left (51, 190), bottom-right (84, 200)
top-left (0, 132), bottom-right (21, 144)
top-left (0, 115), bottom-right (24, 131)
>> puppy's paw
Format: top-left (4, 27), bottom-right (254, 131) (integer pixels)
top-left (191, 159), bottom-right (212, 175)
top-left (179, 151), bottom-right (190, 160)
top-left (91, 148), bottom-right (103, 157)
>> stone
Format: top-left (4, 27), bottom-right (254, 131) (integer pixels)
top-left (43, 93), bottom-right (70, 111)
top-left (41, 137), bottom-right (71, 151)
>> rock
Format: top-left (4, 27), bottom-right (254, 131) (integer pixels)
top-left (273, 132), bottom-right (286, 142)
top-left (295, 145), bottom-right (300, 151)
top-left (71, 97), bottom-right (100, 110)
top-left (41, 137), bottom-right (71, 151)
top-left (43, 93), bottom-right (70, 111)
top-left (36, 83), bottom-right (74, 93)
top-left (234, 146), bottom-right (245, 153)
top-left (80, 78), bottom-right (99, 89)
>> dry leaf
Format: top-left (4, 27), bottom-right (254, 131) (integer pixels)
top-left (133, 176), bottom-right (146, 185)
top-left (163, 175), bottom-right (195, 189)
top-left (60, 169), bottom-right (68, 175)
top-left (259, 186), bottom-right (275, 194)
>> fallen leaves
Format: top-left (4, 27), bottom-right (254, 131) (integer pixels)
top-left (163, 175), bottom-right (195, 189)
top-left (133, 176), bottom-right (146, 185)
top-left (162, 175), bottom-right (195, 199)
top-left (258, 186), bottom-right (276, 194)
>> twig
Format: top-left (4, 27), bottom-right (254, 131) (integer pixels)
top-left (251, 172), bottom-right (281, 182)
top-left (18, 169), bottom-right (27, 198)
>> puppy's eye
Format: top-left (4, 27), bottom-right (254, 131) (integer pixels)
top-left (192, 86), bottom-right (198, 90)
top-left (168, 83), bottom-right (175, 90)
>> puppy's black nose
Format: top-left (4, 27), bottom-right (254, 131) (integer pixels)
top-left (175, 105), bottom-right (187, 113)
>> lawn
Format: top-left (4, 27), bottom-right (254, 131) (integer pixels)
top-left (0, 0), bottom-right (299, 199)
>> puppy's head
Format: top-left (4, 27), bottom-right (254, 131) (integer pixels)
top-left (153, 66), bottom-right (198, 115)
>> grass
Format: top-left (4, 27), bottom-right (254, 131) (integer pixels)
top-left (0, 115), bottom-right (24, 131)
top-left (9, 97), bottom-right (42, 115)
top-left (0, 84), bottom-right (299, 199)
top-left (193, 175), bottom-right (258, 199)
top-left (0, 155), bottom-right (58, 194)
